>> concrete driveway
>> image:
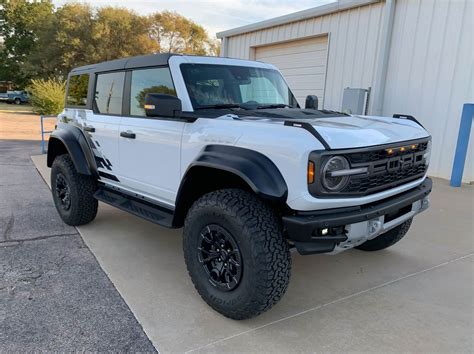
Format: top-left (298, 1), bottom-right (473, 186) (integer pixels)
top-left (32, 154), bottom-right (473, 352)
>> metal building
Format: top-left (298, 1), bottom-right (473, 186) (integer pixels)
top-left (217, 0), bottom-right (473, 182)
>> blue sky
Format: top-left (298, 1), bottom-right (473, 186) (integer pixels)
top-left (52, 0), bottom-right (334, 38)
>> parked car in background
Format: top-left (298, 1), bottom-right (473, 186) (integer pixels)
top-left (0, 90), bottom-right (29, 104)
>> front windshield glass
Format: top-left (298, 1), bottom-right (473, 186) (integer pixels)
top-left (180, 64), bottom-right (298, 110)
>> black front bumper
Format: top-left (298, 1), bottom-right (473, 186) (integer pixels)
top-left (282, 178), bottom-right (432, 255)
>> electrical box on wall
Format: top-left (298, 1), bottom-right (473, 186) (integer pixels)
top-left (342, 87), bottom-right (371, 115)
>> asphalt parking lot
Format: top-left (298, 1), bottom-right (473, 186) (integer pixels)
top-left (1, 108), bottom-right (473, 352)
top-left (0, 140), bottom-right (155, 352)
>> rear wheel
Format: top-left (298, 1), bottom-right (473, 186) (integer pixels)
top-left (14, 98), bottom-right (21, 105)
top-left (51, 154), bottom-right (98, 226)
top-left (356, 219), bottom-right (412, 251)
top-left (183, 189), bottom-right (291, 320)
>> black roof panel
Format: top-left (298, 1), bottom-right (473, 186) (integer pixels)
top-left (69, 53), bottom-right (179, 76)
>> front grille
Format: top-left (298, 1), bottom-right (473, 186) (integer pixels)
top-left (308, 138), bottom-right (430, 197)
top-left (347, 141), bottom-right (429, 164)
top-left (344, 163), bottom-right (427, 194)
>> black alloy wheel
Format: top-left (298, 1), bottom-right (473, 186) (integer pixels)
top-left (198, 224), bottom-right (242, 291)
top-left (55, 173), bottom-right (71, 211)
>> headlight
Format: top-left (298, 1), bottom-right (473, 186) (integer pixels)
top-left (424, 140), bottom-right (432, 166)
top-left (322, 156), bottom-right (350, 191)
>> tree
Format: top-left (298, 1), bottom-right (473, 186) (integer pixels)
top-left (91, 7), bottom-right (159, 63)
top-left (149, 11), bottom-right (219, 56)
top-left (0, 2), bottom-right (220, 88)
top-left (0, 0), bottom-right (55, 87)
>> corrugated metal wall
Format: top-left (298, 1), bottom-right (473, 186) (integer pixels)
top-left (225, 2), bottom-right (385, 112)
top-left (383, 0), bottom-right (473, 182)
top-left (223, 0), bottom-right (473, 182)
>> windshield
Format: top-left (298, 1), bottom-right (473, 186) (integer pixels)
top-left (180, 64), bottom-right (298, 110)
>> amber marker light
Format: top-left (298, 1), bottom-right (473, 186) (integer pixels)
top-left (400, 147), bottom-right (406, 152)
top-left (308, 161), bottom-right (315, 184)
top-left (411, 144), bottom-right (417, 149)
top-left (387, 148), bottom-right (394, 155)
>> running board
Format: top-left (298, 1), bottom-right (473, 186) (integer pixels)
top-left (94, 187), bottom-right (175, 228)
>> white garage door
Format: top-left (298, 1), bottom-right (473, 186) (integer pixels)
top-left (255, 35), bottom-right (328, 108)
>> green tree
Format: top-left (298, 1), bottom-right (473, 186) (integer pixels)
top-left (92, 7), bottom-right (159, 63)
top-left (149, 11), bottom-right (219, 56)
top-left (0, 0), bottom-right (55, 87)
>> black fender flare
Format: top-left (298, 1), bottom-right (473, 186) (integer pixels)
top-left (47, 124), bottom-right (98, 177)
top-left (179, 145), bottom-right (288, 202)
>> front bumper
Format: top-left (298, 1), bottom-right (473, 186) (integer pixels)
top-left (282, 178), bottom-right (432, 255)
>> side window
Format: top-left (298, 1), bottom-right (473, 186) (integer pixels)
top-left (94, 71), bottom-right (125, 115)
top-left (66, 74), bottom-right (89, 106)
top-left (130, 67), bottom-right (176, 116)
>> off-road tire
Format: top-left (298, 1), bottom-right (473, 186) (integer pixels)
top-left (183, 189), bottom-right (291, 320)
top-left (51, 154), bottom-right (98, 226)
top-left (355, 218), bottom-right (413, 251)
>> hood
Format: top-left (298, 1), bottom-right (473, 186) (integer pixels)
top-left (307, 115), bottom-right (429, 149)
top-left (211, 109), bottom-right (429, 149)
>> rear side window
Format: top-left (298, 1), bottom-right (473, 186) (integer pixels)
top-left (66, 74), bottom-right (89, 106)
top-left (130, 67), bottom-right (176, 116)
top-left (94, 71), bottom-right (125, 115)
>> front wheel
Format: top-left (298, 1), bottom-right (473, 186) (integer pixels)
top-left (51, 154), bottom-right (98, 226)
top-left (14, 98), bottom-right (21, 105)
top-left (183, 189), bottom-right (291, 320)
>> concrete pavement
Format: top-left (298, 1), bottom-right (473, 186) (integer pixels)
top-left (32, 153), bottom-right (474, 353)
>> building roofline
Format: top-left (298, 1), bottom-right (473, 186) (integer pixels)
top-left (216, 0), bottom-right (381, 39)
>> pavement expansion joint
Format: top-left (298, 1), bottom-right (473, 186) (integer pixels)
top-left (186, 252), bottom-right (474, 353)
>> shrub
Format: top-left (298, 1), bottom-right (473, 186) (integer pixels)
top-left (28, 78), bottom-right (66, 115)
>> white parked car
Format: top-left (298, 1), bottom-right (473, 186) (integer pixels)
top-left (47, 54), bottom-right (432, 319)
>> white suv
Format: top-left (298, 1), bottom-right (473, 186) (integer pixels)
top-left (48, 54), bottom-right (432, 319)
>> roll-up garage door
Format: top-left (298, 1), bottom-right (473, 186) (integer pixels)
top-left (255, 35), bottom-right (328, 107)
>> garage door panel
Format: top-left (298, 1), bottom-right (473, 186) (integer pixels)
top-left (254, 36), bottom-right (327, 54)
top-left (255, 42), bottom-right (327, 57)
top-left (258, 51), bottom-right (327, 67)
top-left (255, 36), bottom-right (328, 107)
top-left (279, 66), bottom-right (326, 76)
top-left (285, 75), bottom-right (326, 90)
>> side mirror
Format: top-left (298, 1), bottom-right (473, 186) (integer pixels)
top-left (144, 94), bottom-right (182, 118)
top-left (305, 95), bottom-right (319, 110)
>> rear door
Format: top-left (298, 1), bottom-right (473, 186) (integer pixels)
top-left (118, 66), bottom-right (184, 207)
top-left (86, 71), bottom-right (125, 183)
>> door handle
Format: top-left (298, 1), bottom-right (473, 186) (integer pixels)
top-left (120, 131), bottom-right (136, 139)
top-left (84, 126), bottom-right (95, 132)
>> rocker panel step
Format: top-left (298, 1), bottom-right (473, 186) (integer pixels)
top-left (94, 187), bottom-right (175, 228)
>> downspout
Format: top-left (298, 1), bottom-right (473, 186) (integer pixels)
top-left (371, 0), bottom-right (396, 116)
top-left (220, 37), bottom-right (228, 57)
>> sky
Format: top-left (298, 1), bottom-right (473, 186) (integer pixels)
top-left (52, 0), bottom-right (335, 38)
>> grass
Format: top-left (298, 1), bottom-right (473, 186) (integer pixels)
top-left (0, 102), bottom-right (34, 114)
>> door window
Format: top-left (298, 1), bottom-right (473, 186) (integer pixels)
top-left (66, 74), bottom-right (89, 107)
top-left (94, 72), bottom-right (125, 115)
top-left (130, 67), bottom-right (176, 116)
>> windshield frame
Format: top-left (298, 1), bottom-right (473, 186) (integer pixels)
top-left (179, 63), bottom-right (299, 111)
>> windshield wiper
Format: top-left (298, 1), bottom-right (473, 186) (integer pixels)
top-left (255, 104), bottom-right (291, 109)
top-left (194, 103), bottom-right (245, 110)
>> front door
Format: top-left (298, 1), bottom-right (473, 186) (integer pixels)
top-left (118, 66), bottom-right (184, 207)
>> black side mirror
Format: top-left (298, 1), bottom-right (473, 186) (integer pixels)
top-left (305, 95), bottom-right (319, 110)
top-left (144, 94), bottom-right (182, 118)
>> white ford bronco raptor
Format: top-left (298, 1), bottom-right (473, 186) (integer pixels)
top-left (48, 54), bottom-right (432, 320)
